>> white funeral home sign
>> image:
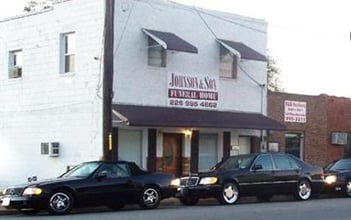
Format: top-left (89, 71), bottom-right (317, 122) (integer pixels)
top-left (167, 72), bottom-right (219, 109)
top-left (284, 100), bottom-right (306, 123)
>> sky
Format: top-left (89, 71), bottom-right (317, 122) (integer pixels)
top-left (1, 0), bottom-right (351, 97)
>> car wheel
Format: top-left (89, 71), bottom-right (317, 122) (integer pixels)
top-left (139, 186), bottom-right (161, 209)
top-left (20, 209), bottom-right (40, 215)
top-left (294, 179), bottom-right (312, 201)
top-left (344, 179), bottom-right (351, 197)
top-left (47, 190), bottom-right (74, 215)
top-left (256, 194), bottom-right (273, 202)
top-left (217, 182), bottom-right (239, 205)
top-left (179, 197), bottom-right (199, 206)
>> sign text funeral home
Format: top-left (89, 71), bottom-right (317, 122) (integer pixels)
top-left (168, 72), bottom-right (219, 109)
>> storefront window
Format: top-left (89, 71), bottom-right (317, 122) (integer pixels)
top-left (285, 133), bottom-right (302, 158)
top-left (118, 130), bottom-right (142, 166)
top-left (199, 134), bottom-right (218, 171)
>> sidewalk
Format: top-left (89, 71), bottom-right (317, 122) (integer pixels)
top-left (0, 196), bottom-right (277, 215)
top-left (0, 197), bottom-right (217, 215)
top-left (0, 198), bottom-right (183, 215)
top-left (0, 205), bottom-right (18, 215)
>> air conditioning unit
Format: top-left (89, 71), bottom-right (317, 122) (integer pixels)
top-left (49, 142), bottom-right (60, 157)
top-left (11, 67), bottom-right (22, 78)
top-left (331, 132), bottom-right (348, 145)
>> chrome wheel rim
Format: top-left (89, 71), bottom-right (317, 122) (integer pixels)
top-left (223, 183), bottom-right (238, 204)
top-left (143, 188), bottom-right (159, 206)
top-left (49, 192), bottom-right (71, 212)
top-left (298, 181), bottom-right (311, 200)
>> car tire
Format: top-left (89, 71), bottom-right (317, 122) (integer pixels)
top-left (256, 194), bottom-right (273, 202)
top-left (294, 179), bottom-right (312, 201)
top-left (138, 186), bottom-right (161, 209)
top-left (344, 179), bottom-right (351, 197)
top-left (47, 190), bottom-right (74, 215)
top-left (179, 197), bottom-right (199, 206)
top-left (217, 182), bottom-right (239, 205)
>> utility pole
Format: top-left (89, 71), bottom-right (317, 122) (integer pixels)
top-left (102, 0), bottom-right (115, 161)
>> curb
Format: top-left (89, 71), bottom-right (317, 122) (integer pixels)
top-left (0, 208), bottom-right (18, 216)
top-left (0, 196), bottom-right (291, 215)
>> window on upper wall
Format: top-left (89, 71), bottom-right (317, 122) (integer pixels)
top-left (219, 45), bottom-right (237, 79)
top-left (61, 32), bottom-right (75, 74)
top-left (148, 37), bottom-right (166, 67)
top-left (9, 50), bottom-right (23, 79)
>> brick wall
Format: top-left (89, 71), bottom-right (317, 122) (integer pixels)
top-left (267, 91), bottom-right (329, 166)
top-left (326, 96), bottom-right (351, 162)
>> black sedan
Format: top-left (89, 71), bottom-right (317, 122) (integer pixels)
top-left (0, 160), bottom-right (175, 215)
top-left (170, 153), bottom-right (324, 205)
top-left (323, 158), bottom-right (351, 197)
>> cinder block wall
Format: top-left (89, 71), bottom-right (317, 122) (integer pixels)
top-left (0, 0), bottom-right (104, 188)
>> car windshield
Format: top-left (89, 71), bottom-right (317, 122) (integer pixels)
top-left (61, 162), bottom-right (101, 178)
top-left (325, 159), bottom-right (351, 171)
top-left (212, 154), bottom-right (256, 171)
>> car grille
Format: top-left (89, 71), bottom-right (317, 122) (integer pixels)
top-left (179, 177), bottom-right (199, 186)
top-left (3, 187), bottom-right (24, 196)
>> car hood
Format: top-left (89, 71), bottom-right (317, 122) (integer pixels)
top-left (197, 171), bottom-right (217, 177)
top-left (324, 169), bottom-right (350, 175)
top-left (8, 176), bottom-right (84, 189)
top-left (189, 168), bottom-right (239, 177)
top-left (36, 176), bottom-right (85, 186)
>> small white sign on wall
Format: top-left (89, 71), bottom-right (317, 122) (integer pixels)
top-left (284, 100), bottom-right (306, 123)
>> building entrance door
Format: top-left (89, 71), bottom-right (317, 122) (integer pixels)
top-left (162, 133), bottom-right (182, 177)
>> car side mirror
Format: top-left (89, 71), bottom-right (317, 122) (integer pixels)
top-left (252, 164), bottom-right (263, 171)
top-left (97, 170), bottom-right (108, 179)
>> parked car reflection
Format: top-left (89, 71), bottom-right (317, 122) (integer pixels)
top-left (171, 153), bottom-right (324, 205)
top-left (1, 160), bottom-right (175, 215)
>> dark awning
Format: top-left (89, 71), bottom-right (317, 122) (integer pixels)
top-left (143, 29), bottom-right (198, 54)
top-left (217, 39), bottom-right (267, 62)
top-left (112, 104), bottom-right (285, 130)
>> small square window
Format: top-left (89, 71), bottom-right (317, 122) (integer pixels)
top-left (219, 46), bottom-right (237, 79)
top-left (9, 50), bottom-right (23, 79)
top-left (61, 32), bottom-right (75, 74)
top-left (148, 38), bottom-right (166, 67)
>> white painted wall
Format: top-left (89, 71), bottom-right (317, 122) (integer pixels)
top-left (0, 0), bottom-right (105, 188)
top-left (113, 0), bottom-right (268, 113)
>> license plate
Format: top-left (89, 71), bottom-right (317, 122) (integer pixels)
top-left (1, 198), bottom-right (10, 206)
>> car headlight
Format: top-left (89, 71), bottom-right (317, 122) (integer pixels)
top-left (170, 178), bottom-right (181, 186)
top-left (324, 175), bottom-right (337, 184)
top-left (199, 177), bottom-right (218, 185)
top-left (23, 187), bottom-right (43, 196)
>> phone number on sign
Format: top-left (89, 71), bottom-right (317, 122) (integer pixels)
top-left (169, 100), bottom-right (217, 108)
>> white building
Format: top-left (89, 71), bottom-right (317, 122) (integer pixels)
top-left (0, 0), bottom-right (284, 188)
top-left (112, 0), bottom-right (284, 176)
top-left (0, 0), bottom-right (105, 188)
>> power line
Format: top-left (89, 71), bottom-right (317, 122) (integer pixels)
top-left (170, 1), bottom-right (348, 41)
top-left (238, 63), bottom-right (264, 86)
top-left (193, 5), bottom-right (265, 87)
top-left (114, 0), bottom-right (135, 57)
top-left (193, 6), bottom-right (218, 38)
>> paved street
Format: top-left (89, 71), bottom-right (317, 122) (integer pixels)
top-left (1, 196), bottom-right (351, 220)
